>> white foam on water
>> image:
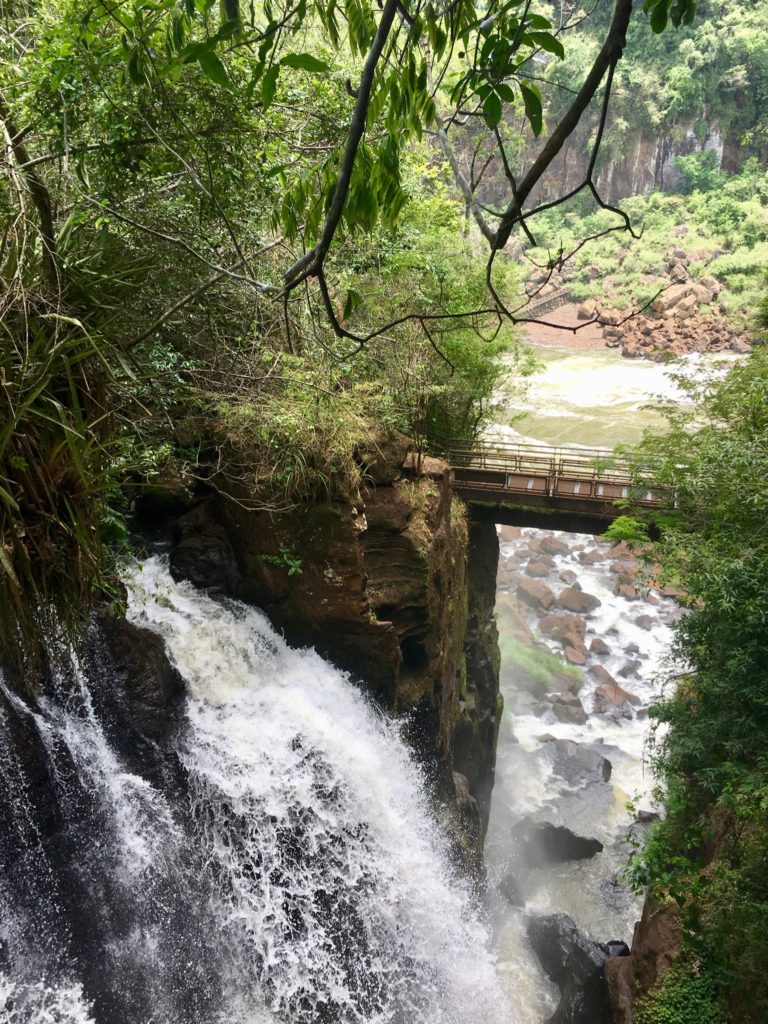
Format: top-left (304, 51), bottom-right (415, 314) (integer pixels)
top-left (125, 557), bottom-right (507, 1024)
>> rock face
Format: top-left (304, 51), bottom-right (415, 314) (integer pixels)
top-left (527, 913), bottom-right (615, 1024)
top-left (164, 443), bottom-right (502, 866)
top-left (605, 899), bottom-right (682, 1024)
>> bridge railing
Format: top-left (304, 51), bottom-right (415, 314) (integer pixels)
top-left (428, 435), bottom-right (665, 507)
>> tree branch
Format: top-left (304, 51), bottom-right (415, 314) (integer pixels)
top-left (494, 0), bottom-right (633, 251)
top-left (283, 0), bottom-right (400, 286)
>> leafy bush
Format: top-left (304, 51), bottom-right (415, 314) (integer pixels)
top-left (635, 957), bottom-right (725, 1024)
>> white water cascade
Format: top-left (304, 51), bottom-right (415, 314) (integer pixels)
top-left (0, 557), bottom-right (505, 1024)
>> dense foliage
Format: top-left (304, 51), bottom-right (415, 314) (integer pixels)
top-left (524, 158), bottom-right (768, 322)
top-left (626, 350), bottom-right (768, 1023)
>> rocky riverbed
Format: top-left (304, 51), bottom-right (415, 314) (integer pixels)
top-left (484, 525), bottom-right (680, 1023)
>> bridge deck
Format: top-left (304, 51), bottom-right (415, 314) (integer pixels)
top-left (434, 437), bottom-right (662, 521)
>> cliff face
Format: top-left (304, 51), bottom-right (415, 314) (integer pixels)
top-left (164, 445), bottom-right (502, 866)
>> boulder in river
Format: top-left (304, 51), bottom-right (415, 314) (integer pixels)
top-left (540, 536), bottom-right (570, 556)
top-left (526, 557), bottom-right (555, 578)
top-left (563, 644), bottom-right (588, 666)
top-left (517, 577), bottom-right (557, 611)
top-left (545, 739), bottom-right (612, 786)
top-left (558, 569), bottom-right (578, 586)
top-left (527, 913), bottom-right (613, 1024)
top-left (549, 692), bottom-right (588, 725)
top-left (540, 613), bottom-right (587, 649)
top-left (558, 587), bottom-right (601, 614)
top-left (595, 681), bottom-right (641, 708)
top-left (513, 821), bottom-right (603, 866)
top-left (588, 664), bottom-right (618, 686)
top-left (589, 637), bottom-right (611, 656)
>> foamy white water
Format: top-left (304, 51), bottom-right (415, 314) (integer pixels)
top-left (1, 558), bottom-right (507, 1024)
top-left (124, 557), bottom-right (506, 1024)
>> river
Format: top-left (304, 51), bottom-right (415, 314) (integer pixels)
top-left (482, 335), bottom-right (725, 1020)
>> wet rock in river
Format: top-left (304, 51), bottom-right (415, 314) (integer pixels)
top-left (545, 738), bottom-right (612, 786)
top-left (634, 614), bottom-right (655, 631)
top-left (564, 644), bottom-right (588, 666)
top-left (499, 873), bottom-right (524, 907)
top-left (558, 587), bottom-right (601, 614)
top-left (540, 536), bottom-right (570, 556)
top-left (589, 637), bottom-right (611, 656)
top-left (540, 613), bottom-right (587, 650)
top-left (517, 577), bottom-right (557, 611)
top-left (618, 660), bottom-right (641, 679)
top-left (527, 913), bottom-right (613, 1024)
top-left (558, 569), bottom-right (578, 586)
top-left (594, 681), bottom-right (641, 708)
top-left (617, 582), bottom-right (640, 600)
top-left (549, 691), bottom-right (588, 725)
top-left (588, 665), bottom-right (618, 686)
top-left (578, 548), bottom-right (605, 565)
top-left (499, 525), bottom-right (521, 542)
top-left (526, 557), bottom-right (555, 578)
top-left (625, 642), bottom-right (641, 655)
top-left (514, 822), bottom-right (603, 866)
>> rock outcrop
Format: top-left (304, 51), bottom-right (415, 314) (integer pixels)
top-left (605, 899), bottom-right (682, 1024)
top-left (527, 913), bottom-right (618, 1024)
top-left (162, 441), bottom-right (502, 867)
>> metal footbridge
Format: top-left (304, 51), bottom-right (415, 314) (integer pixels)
top-left (433, 436), bottom-right (663, 526)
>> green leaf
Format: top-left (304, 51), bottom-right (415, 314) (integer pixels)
top-left (197, 50), bottom-right (229, 86)
top-left (482, 90), bottom-right (502, 130)
top-left (261, 64), bottom-right (280, 109)
top-left (280, 52), bottom-right (330, 73)
top-left (343, 288), bottom-right (362, 319)
top-left (528, 31), bottom-right (565, 59)
top-left (520, 81), bottom-right (542, 135)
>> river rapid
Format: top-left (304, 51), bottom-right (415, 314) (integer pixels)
top-left (482, 338), bottom-right (719, 1019)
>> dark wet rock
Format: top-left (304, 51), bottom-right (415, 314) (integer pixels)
top-left (636, 809), bottom-right (660, 824)
top-left (514, 822), bottom-right (603, 866)
top-left (625, 642), bottom-right (640, 655)
top-left (96, 616), bottom-right (185, 741)
top-left (558, 569), bottom-right (578, 586)
top-left (589, 637), bottom-right (611, 657)
top-left (618, 660), bottom-right (641, 679)
top-left (541, 536), bottom-right (570, 556)
top-left (617, 582), bottom-right (640, 600)
top-left (527, 557), bottom-right (555, 578)
top-left (517, 577), bottom-right (557, 611)
top-left (170, 497), bottom-right (242, 593)
top-left (549, 692), bottom-right (588, 725)
top-left (499, 873), bottom-right (524, 907)
top-left (606, 941), bottom-right (631, 958)
top-left (527, 913), bottom-right (613, 1024)
top-left (545, 739), bottom-right (612, 786)
top-left (558, 587), bottom-right (601, 614)
top-left (634, 614), bottom-right (655, 631)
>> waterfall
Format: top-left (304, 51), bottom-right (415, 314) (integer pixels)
top-left (0, 557), bottom-right (504, 1024)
